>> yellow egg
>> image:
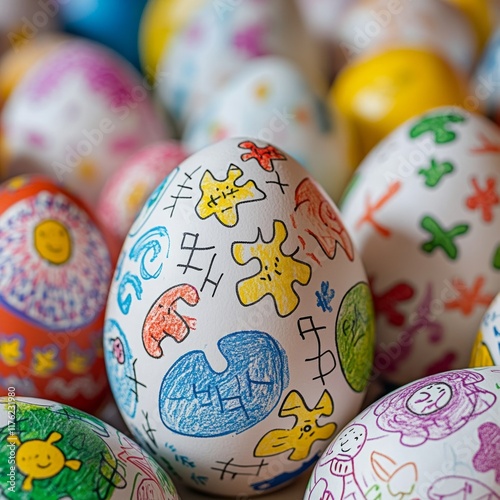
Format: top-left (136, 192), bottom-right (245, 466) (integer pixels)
top-left (139, 0), bottom-right (206, 79)
top-left (331, 48), bottom-right (469, 165)
top-left (445, 0), bottom-right (497, 51)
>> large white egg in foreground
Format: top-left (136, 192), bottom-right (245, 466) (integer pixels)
top-left (104, 137), bottom-right (375, 497)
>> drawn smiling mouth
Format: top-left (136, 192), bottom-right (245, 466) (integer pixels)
top-left (340, 440), bottom-right (351, 452)
top-left (46, 245), bottom-right (62, 253)
top-left (36, 462), bottom-right (52, 469)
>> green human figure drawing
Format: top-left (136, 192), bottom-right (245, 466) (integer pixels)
top-left (418, 159), bottom-right (454, 188)
top-left (410, 113), bottom-right (465, 144)
top-left (421, 215), bottom-right (469, 260)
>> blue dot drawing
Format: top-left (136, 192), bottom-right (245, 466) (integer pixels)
top-left (104, 319), bottom-right (137, 418)
top-left (315, 281), bottom-right (335, 313)
top-left (159, 331), bottom-right (289, 437)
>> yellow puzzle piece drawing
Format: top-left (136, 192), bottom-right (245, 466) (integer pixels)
top-left (196, 165), bottom-right (266, 227)
top-left (0, 335), bottom-right (23, 366)
top-left (13, 432), bottom-right (81, 491)
top-left (232, 220), bottom-right (311, 317)
top-left (31, 346), bottom-right (60, 377)
top-left (254, 390), bottom-right (336, 461)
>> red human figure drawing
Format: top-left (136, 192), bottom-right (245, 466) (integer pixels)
top-left (142, 284), bottom-right (200, 358)
top-left (465, 177), bottom-right (500, 223)
top-left (470, 133), bottom-right (500, 154)
top-left (370, 278), bottom-right (415, 327)
top-left (238, 140), bottom-right (287, 172)
top-left (293, 178), bottom-right (354, 263)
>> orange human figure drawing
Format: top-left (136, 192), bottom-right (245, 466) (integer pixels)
top-left (465, 177), bottom-right (500, 223)
top-left (444, 277), bottom-right (494, 316)
top-left (142, 284), bottom-right (200, 358)
top-left (238, 140), bottom-right (287, 172)
top-left (355, 181), bottom-right (402, 237)
top-left (470, 133), bottom-right (500, 154)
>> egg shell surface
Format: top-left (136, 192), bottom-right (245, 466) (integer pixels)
top-left (305, 367), bottom-right (500, 499)
top-left (1, 39), bottom-right (168, 205)
top-left (157, 0), bottom-right (324, 127)
top-left (340, 106), bottom-right (500, 386)
top-left (104, 137), bottom-right (375, 497)
top-left (339, 0), bottom-right (477, 74)
top-left (470, 291), bottom-right (500, 368)
top-left (0, 176), bottom-right (114, 412)
top-left (97, 141), bottom-right (188, 243)
top-left (0, 397), bottom-right (179, 499)
top-left (183, 57), bottom-right (350, 203)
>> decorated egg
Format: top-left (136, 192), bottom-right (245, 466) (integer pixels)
top-left (474, 28), bottom-right (500, 125)
top-left (331, 48), bottom-right (469, 164)
top-left (340, 106), bottom-right (500, 386)
top-left (0, 34), bottom-right (65, 111)
top-left (1, 39), bottom-right (168, 205)
top-left (470, 292), bottom-right (500, 367)
top-left (104, 137), bottom-right (375, 497)
top-left (183, 57), bottom-right (350, 203)
top-left (0, 397), bottom-right (179, 499)
top-left (58, 0), bottom-right (148, 69)
top-left (139, 0), bottom-right (206, 79)
top-left (97, 141), bottom-right (188, 242)
top-left (444, 0), bottom-right (500, 52)
top-left (0, 176), bottom-right (115, 412)
top-left (305, 367), bottom-right (500, 499)
top-left (338, 0), bottom-right (477, 74)
top-left (157, 0), bottom-right (324, 127)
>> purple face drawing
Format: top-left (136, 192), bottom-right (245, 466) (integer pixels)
top-left (374, 370), bottom-right (496, 447)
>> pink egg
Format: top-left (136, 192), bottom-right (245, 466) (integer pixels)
top-left (97, 141), bottom-right (187, 242)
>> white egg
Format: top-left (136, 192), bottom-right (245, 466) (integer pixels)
top-left (1, 39), bottom-right (168, 205)
top-left (338, 0), bottom-right (477, 73)
top-left (156, 0), bottom-right (324, 127)
top-left (341, 106), bottom-right (500, 386)
top-left (305, 367), bottom-right (500, 499)
top-left (104, 137), bottom-right (374, 497)
top-left (471, 291), bottom-right (500, 367)
top-left (183, 57), bottom-right (350, 203)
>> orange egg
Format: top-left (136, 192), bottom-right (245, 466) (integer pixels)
top-left (0, 176), bottom-right (117, 412)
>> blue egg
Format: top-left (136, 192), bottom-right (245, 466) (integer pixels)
top-left (59, 0), bottom-right (147, 68)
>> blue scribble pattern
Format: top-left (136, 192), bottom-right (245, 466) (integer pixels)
top-left (316, 281), bottom-right (335, 313)
top-left (159, 331), bottom-right (289, 437)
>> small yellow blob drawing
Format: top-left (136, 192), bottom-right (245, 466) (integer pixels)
top-left (233, 220), bottom-right (311, 317)
top-left (34, 219), bottom-right (72, 265)
top-left (254, 390), bottom-right (336, 461)
top-left (469, 330), bottom-right (495, 367)
top-left (196, 165), bottom-right (265, 227)
top-left (67, 345), bottom-right (93, 375)
top-left (14, 432), bottom-right (81, 491)
top-left (126, 181), bottom-right (149, 216)
top-left (31, 346), bottom-right (59, 377)
top-left (0, 336), bottom-right (23, 366)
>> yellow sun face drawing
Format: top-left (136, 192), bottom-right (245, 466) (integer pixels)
top-left (34, 219), bottom-right (72, 265)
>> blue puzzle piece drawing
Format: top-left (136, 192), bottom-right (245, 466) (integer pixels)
top-left (159, 331), bottom-right (289, 437)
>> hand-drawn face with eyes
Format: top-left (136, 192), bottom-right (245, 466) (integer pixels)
top-left (34, 219), bottom-right (72, 265)
top-left (111, 337), bottom-right (125, 365)
top-left (406, 383), bottom-right (453, 415)
top-left (327, 424), bottom-right (367, 460)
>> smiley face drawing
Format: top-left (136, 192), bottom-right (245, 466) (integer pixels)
top-left (14, 431), bottom-right (81, 491)
top-left (406, 382), bottom-right (453, 415)
top-left (34, 219), bottom-right (72, 265)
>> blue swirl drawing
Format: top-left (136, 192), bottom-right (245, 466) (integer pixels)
top-left (128, 168), bottom-right (180, 238)
top-left (129, 225), bottom-right (170, 280)
top-left (159, 331), bottom-right (289, 437)
top-left (104, 319), bottom-right (137, 418)
top-left (117, 271), bottom-right (143, 315)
